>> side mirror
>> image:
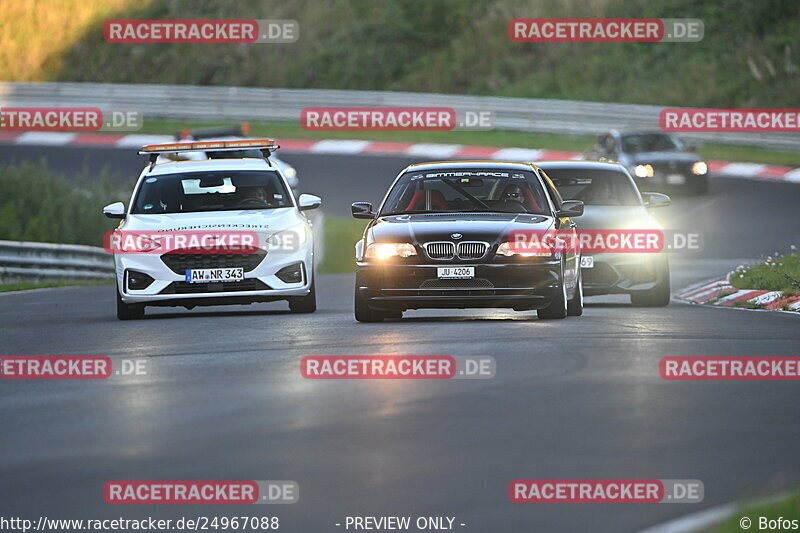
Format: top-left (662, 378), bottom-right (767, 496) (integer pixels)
top-left (297, 194), bottom-right (321, 211)
top-left (556, 200), bottom-right (584, 218)
top-left (351, 202), bottom-right (375, 219)
top-left (103, 202), bottom-right (126, 219)
top-left (684, 142), bottom-right (697, 152)
top-left (642, 192), bottom-right (671, 208)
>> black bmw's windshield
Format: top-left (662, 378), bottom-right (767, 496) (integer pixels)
top-left (620, 133), bottom-right (684, 153)
top-left (381, 169), bottom-right (551, 216)
top-left (131, 170), bottom-right (290, 214)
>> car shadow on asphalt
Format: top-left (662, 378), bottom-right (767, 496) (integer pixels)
top-left (140, 308), bottom-right (294, 320)
top-left (382, 314), bottom-right (542, 323)
top-left (584, 302), bottom-right (638, 308)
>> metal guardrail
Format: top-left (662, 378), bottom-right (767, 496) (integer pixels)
top-left (0, 214), bottom-right (323, 282)
top-left (1, 82), bottom-right (798, 150)
top-left (0, 240), bottom-right (114, 283)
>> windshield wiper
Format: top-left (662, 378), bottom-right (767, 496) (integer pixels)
top-left (382, 209), bottom-right (447, 216)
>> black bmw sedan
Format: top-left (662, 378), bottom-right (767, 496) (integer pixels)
top-left (584, 130), bottom-right (709, 194)
top-left (350, 161), bottom-right (584, 322)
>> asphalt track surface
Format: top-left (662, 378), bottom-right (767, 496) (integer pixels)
top-left (1, 144), bottom-right (799, 532)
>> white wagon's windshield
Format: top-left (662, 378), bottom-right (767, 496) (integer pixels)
top-left (131, 170), bottom-right (290, 214)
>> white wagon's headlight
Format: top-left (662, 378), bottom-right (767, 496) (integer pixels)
top-left (267, 224), bottom-right (308, 252)
top-left (365, 243), bottom-right (417, 260)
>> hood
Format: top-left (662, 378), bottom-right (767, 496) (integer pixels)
top-left (121, 208), bottom-right (298, 235)
top-left (369, 212), bottom-right (554, 245)
top-left (574, 205), bottom-right (662, 231)
top-left (629, 151), bottom-right (702, 165)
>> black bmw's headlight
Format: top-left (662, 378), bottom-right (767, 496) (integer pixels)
top-left (496, 242), bottom-right (554, 258)
top-left (691, 161), bottom-right (708, 175)
top-left (365, 243), bottom-right (417, 260)
top-left (634, 164), bottom-right (655, 178)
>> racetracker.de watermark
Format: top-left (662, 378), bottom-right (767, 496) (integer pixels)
top-left (104, 481), bottom-right (298, 504)
top-left (661, 108), bottom-right (800, 132)
top-left (508, 229), bottom-right (703, 254)
top-left (660, 357), bottom-right (800, 380)
top-left (300, 356), bottom-right (495, 379)
top-left (300, 107), bottom-right (494, 131)
top-left (509, 18), bottom-right (703, 42)
top-left (104, 19), bottom-right (298, 43)
top-left (0, 356), bottom-right (148, 379)
top-left (509, 479), bottom-right (704, 503)
top-left (105, 229), bottom-right (307, 255)
top-left (0, 516), bottom-right (281, 532)
top-left (104, 230), bottom-right (260, 255)
top-left (0, 107), bottom-right (141, 132)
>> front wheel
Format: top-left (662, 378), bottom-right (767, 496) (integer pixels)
top-left (116, 288), bottom-right (144, 320)
top-left (537, 262), bottom-right (568, 319)
top-left (354, 272), bottom-right (384, 322)
top-left (630, 260), bottom-right (671, 307)
top-left (567, 268), bottom-right (584, 317)
top-left (289, 277), bottom-right (317, 313)
top-left (688, 175), bottom-right (709, 195)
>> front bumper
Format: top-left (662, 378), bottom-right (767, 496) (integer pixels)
top-left (633, 168), bottom-right (707, 190)
top-left (356, 260), bottom-right (562, 310)
top-left (581, 253), bottom-right (666, 296)
top-left (115, 245), bottom-right (313, 306)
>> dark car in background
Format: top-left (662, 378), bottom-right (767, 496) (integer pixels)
top-left (584, 130), bottom-right (709, 194)
top-left (351, 161), bottom-right (585, 322)
top-left (536, 161), bottom-right (672, 307)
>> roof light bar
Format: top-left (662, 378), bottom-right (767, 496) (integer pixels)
top-left (138, 139), bottom-right (278, 155)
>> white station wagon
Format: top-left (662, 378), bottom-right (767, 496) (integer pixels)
top-left (104, 139), bottom-right (320, 320)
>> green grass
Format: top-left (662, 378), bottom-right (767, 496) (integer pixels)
top-left (704, 491), bottom-right (800, 532)
top-left (731, 252), bottom-right (800, 295)
top-left (0, 160), bottom-right (123, 246)
top-left (0, 280), bottom-right (112, 293)
top-left (5, 1), bottom-right (799, 109)
top-left (318, 217), bottom-right (367, 273)
top-left (141, 118), bottom-right (800, 167)
top-left (703, 288), bottom-right (735, 305)
top-left (0, 0), bottom-right (140, 82)
top-left (732, 300), bottom-right (762, 309)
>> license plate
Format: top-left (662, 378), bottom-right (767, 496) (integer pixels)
top-left (437, 267), bottom-right (474, 279)
top-left (185, 267), bottom-right (244, 283)
top-left (666, 173), bottom-right (686, 185)
top-left (580, 256), bottom-right (594, 269)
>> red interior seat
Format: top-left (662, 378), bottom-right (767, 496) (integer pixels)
top-left (407, 189), bottom-right (448, 211)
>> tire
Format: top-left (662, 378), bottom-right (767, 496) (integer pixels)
top-left (289, 276), bottom-right (317, 313)
top-left (630, 260), bottom-right (671, 307)
top-left (567, 267), bottom-right (584, 317)
top-left (116, 288), bottom-right (144, 320)
top-left (354, 272), bottom-right (384, 322)
top-left (537, 261), bottom-right (568, 320)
